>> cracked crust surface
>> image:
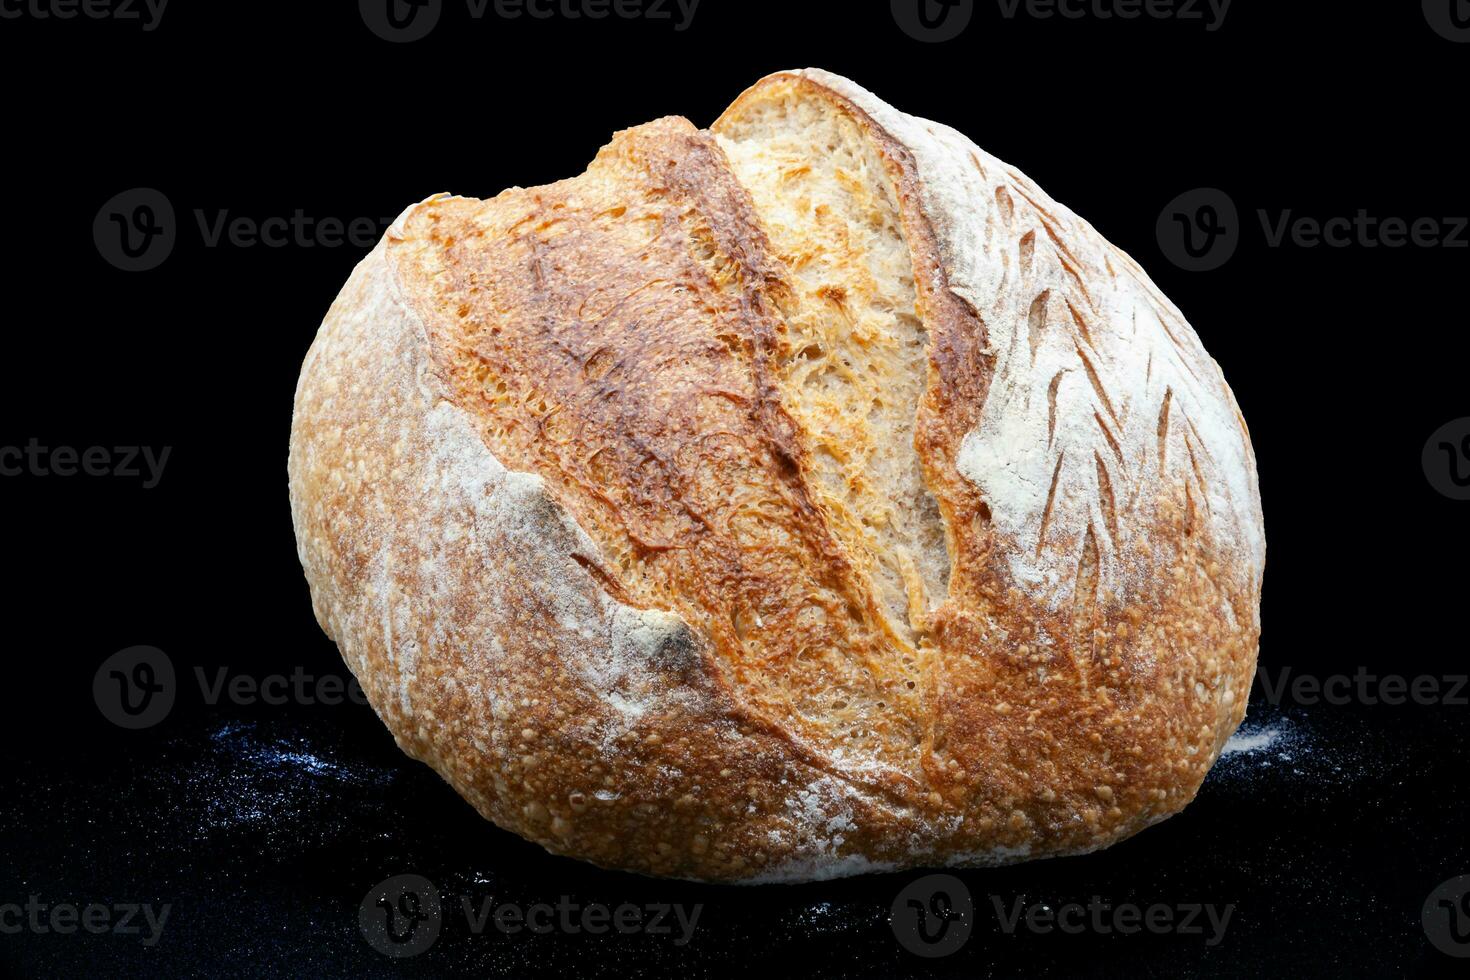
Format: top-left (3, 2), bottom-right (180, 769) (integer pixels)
top-left (288, 70), bottom-right (1264, 883)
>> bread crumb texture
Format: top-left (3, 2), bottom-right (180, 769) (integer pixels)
top-left (288, 69), bottom-right (1264, 882)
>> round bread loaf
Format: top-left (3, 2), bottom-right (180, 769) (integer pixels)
top-left (288, 68), bottom-right (1264, 883)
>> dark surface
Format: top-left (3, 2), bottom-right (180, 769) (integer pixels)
top-left (2, 2), bottom-right (1468, 976)
top-left (3, 701), bottom-right (1469, 977)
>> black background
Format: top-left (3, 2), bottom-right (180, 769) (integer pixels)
top-left (2, 1), bottom-right (1467, 976)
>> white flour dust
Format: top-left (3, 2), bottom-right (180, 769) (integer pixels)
top-left (1221, 726), bottom-right (1281, 757)
top-left (1206, 709), bottom-right (1371, 791)
top-left (175, 722), bottom-right (395, 838)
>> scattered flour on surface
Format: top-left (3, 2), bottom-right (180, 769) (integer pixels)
top-left (1205, 709), bottom-right (1375, 791)
top-left (177, 721), bottom-right (394, 837)
top-left (1221, 726), bottom-right (1280, 756)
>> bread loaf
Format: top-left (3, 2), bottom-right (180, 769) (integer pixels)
top-left (288, 69), bottom-right (1264, 883)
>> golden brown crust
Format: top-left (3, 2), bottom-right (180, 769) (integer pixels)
top-left (724, 71), bottom-right (1262, 860)
top-left (401, 116), bottom-right (929, 781)
top-left (718, 71), bottom-right (1262, 860)
top-left (288, 71), bottom-right (1264, 882)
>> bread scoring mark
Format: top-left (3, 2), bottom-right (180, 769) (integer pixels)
top-left (1184, 433), bottom-right (1211, 518)
top-left (714, 86), bottom-right (952, 649)
top-left (1069, 524), bottom-right (1101, 690)
top-left (993, 184), bottom-right (1013, 223)
top-left (1046, 370), bottom-right (1064, 447)
top-left (1094, 452), bottom-right (1119, 548)
top-left (1074, 345), bottom-right (1120, 428)
top-left (1094, 412), bottom-right (1124, 466)
top-left (1036, 452), bottom-right (1065, 558)
top-left (396, 119), bottom-right (931, 775)
top-left (1065, 298), bottom-right (1095, 349)
top-left (1027, 290), bottom-right (1049, 365)
top-left (1156, 387), bottom-right (1173, 475)
top-left (1008, 180), bottom-right (1094, 307)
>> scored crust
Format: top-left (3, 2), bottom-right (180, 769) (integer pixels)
top-left (288, 70), bottom-right (1264, 883)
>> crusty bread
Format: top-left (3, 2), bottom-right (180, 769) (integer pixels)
top-left (289, 69), bottom-right (1264, 883)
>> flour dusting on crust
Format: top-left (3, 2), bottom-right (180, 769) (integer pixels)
top-left (795, 68), bottom-right (1265, 611)
top-left (291, 229), bottom-right (720, 758)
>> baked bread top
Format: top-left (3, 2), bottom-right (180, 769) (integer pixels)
top-left (289, 69), bottom-right (1264, 882)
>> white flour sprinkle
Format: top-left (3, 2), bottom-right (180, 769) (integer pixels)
top-left (1206, 708), bottom-right (1374, 791)
top-left (175, 722), bottom-right (394, 837)
top-left (1221, 726), bottom-right (1280, 756)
